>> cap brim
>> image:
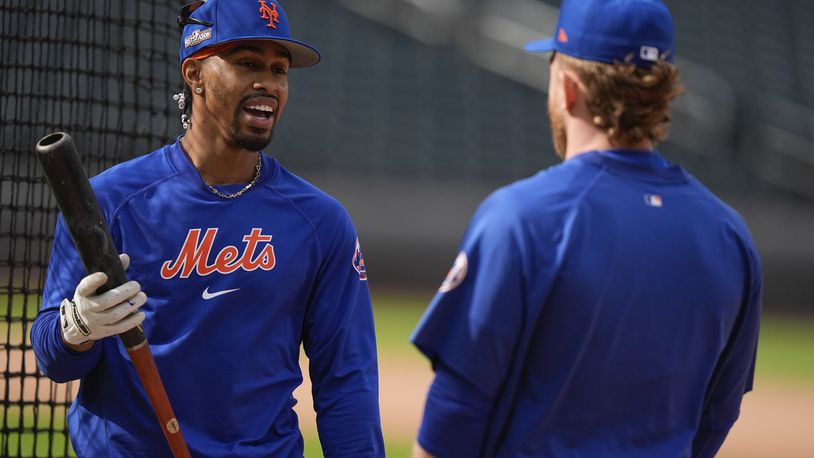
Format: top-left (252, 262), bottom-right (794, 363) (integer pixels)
top-left (271, 38), bottom-right (321, 68)
top-left (188, 37), bottom-right (322, 68)
top-left (524, 37), bottom-right (556, 54)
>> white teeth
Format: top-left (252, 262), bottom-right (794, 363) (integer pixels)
top-left (247, 104), bottom-right (274, 113)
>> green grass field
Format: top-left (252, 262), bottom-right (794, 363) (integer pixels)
top-left (754, 317), bottom-right (814, 382)
top-left (3, 292), bottom-right (813, 456)
top-left (371, 292), bottom-right (431, 355)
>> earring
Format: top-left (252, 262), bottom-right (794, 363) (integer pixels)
top-left (172, 92), bottom-right (186, 110)
top-left (195, 87), bottom-right (204, 95)
top-left (181, 114), bottom-right (190, 130)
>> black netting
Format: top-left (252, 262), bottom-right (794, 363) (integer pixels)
top-left (1, 1), bottom-right (179, 456)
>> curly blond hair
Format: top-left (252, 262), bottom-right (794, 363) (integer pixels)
top-left (557, 53), bottom-right (684, 147)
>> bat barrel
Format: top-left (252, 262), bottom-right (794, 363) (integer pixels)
top-left (35, 132), bottom-right (191, 457)
top-left (35, 133), bottom-right (126, 291)
top-left (35, 133), bottom-right (144, 347)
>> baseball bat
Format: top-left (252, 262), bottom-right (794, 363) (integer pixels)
top-left (34, 132), bottom-right (191, 458)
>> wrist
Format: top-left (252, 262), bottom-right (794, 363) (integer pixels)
top-left (61, 333), bottom-right (94, 352)
top-left (59, 297), bottom-right (94, 349)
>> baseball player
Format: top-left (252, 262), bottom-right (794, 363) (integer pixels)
top-left (410, 1), bottom-right (762, 457)
top-left (31, 1), bottom-right (384, 456)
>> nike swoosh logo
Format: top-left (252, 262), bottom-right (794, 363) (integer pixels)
top-left (202, 287), bottom-right (240, 300)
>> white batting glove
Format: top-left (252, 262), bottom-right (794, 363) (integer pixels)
top-left (60, 253), bottom-right (147, 346)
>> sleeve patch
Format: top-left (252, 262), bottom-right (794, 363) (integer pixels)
top-left (439, 252), bottom-right (468, 293)
top-left (352, 238), bottom-right (368, 281)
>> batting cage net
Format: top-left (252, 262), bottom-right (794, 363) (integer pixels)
top-left (1, 1), bottom-right (179, 455)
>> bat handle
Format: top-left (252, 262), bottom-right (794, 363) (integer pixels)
top-left (127, 340), bottom-right (192, 458)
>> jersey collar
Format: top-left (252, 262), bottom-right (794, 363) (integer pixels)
top-left (167, 136), bottom-right (278, 199)
top-left (578, 149), bottom-right (689, 183)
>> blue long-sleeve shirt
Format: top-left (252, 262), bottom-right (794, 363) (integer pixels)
top-left (412, 150), bottom-right (762, 458)
top-left (32, 139), bottom-right (384, 457)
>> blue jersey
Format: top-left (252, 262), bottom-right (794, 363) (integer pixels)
top-left (31, 138), bottom-right (384, 457)
top-left (411, 150), bottom-right (762, 457)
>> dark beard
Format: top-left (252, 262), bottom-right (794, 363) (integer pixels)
top-left (547, 103), bottom-right (567, 159)
top-left (229, 124), bottom-right (274, 152)
top-left (228, 93), bottom-right (276, 151)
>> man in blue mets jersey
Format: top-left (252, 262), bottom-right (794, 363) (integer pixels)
top-left (411, 1), bottom-right (762, 457)
top-left (31, 1), bottom-right (384, 456)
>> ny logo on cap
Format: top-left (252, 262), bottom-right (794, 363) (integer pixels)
top-left (258, 0), bottom-right (280, 29)
top-left (557, 28), bottom-right (569, 43)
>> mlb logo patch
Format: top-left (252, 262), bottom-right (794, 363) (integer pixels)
top-left (644, 194), bottom-right (663, 208)
top-left (640, 45), bottom-right (660, 62)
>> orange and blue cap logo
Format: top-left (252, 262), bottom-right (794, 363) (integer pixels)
top-left (557, 28), bottom-right (569, 43)
top-left (258, 0), bottom-right (280, 29)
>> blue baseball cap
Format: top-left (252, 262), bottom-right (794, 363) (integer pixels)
top-left (179, 0), bottom-right (321, 68)
top-left (525, 0), bottom-right (674, 67)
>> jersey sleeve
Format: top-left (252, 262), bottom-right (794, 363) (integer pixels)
top-left (417, 362), bottom-right (494, 457)
top-left (692, 236), bottom-right (763, 458)
top-left (411, 195), bottom-right (530, 396)
top-left (301, 211), bottom-right (384, 457)
top-left (30, 216), bottom-right (103, 382)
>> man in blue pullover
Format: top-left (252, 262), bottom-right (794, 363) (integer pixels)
top-left (31, 1), bottom-right (384, 456)
top-left (411, 1), bottom-right (762, 457)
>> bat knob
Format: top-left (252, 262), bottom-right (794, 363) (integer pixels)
top-left (35, 132), bottom-right (75, 159)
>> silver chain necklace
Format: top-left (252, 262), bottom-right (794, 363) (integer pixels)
top-left (205, 153), bottom-right (262, 199)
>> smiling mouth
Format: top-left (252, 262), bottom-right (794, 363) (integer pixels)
top-left (244, 104), bottom-right (274, 119)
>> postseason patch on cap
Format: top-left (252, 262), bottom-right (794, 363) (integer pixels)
top-left (184, 28), bottom-right (212, 48)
